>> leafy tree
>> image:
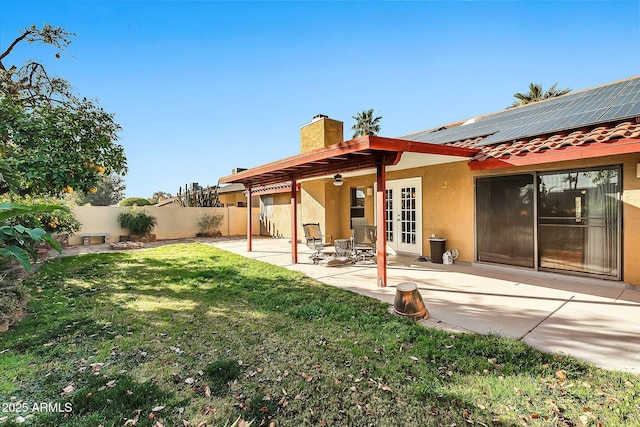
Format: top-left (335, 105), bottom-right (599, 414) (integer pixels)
top-left (8, 196), bottom-right (81, 236)
top-left (120, 197), bottom-right (152, 207)
top-left (0, 24), bottom-right (127, 197)
top-left (77, 174), bottom-right (126, 206)
top-left (510, 83), bottom-right (571, 108)
top-left (351, 109), bottom-right (382, 138)
top-left (148, 191), bottom-right (172, 204)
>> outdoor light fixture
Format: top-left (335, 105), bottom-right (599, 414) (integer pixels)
top-left (333, 174), bottom-right (344, 186)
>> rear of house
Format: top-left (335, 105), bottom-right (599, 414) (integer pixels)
top-left (222, 76), bottom-right (640, 286)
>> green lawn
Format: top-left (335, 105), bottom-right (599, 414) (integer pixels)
top-left (0, 243), bottom-right (638, 426)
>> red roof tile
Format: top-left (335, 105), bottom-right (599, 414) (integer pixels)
top-left (454, 120), bottom-right (640, 162)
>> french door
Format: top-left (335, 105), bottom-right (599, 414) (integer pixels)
top-left (381, 177), bottom-right (422, 255)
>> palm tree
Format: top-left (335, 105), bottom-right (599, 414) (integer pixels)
top-left (510, 83), bottom-right (571, 108)
top-left (351, 109), bottom-right (382, 138)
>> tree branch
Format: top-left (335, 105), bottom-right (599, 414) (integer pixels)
top-left (0, 29), bottom-right (34, 67)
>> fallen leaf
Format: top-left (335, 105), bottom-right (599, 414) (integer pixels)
top-left (409, 356), bottom-right (419, 362)
top-left (579, 415), bottom-right (589, 426)
top-left (62, 384), bottom-right (75, 393)
top-left (106, 380), bottom-right (116, 388)
top-left (378, 384), bottom-right (392, 392)
top-left (152, 406), bottom-right (165, 412)
top-left (556, 370), bottom-right (567, 380)
top-left (185, 377), bottom-right (195, 384)
top-left (299, 372), bottom-right (313, 382)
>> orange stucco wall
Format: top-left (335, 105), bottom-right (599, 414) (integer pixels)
top-left (255, 115), bottom-right (640, 286)
top-left (259, 192), bottom-right (300, 239)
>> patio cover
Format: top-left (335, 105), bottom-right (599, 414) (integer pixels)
top-left (219, 135), bottom-right (479, 287)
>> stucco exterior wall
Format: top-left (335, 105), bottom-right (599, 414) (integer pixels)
top-left (473, 153), bottom-right (640, 286)
top-left (260, 192), bottom-right (300, 239)
top-left (70, 206), bottom-right (253, 245)
top-left (216, 152), bottom-right (640, 286)
top-left (219, 192), bottom-right (246, 207)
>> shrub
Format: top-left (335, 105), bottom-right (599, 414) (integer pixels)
top-left (197, 212), bottom-right (224, 237)
top-left (0, 203), bottom-right (63, 271)
top-left (117, 209), bottom-right (157, 236)
top-left (8, 207), bottom-right (81, 236)
top-left (6, 197), bottom-right (81, 237)
top-left (119, 197), bottom-right (152, 207)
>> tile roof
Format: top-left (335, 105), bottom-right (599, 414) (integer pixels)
top-left (449, 120), bottom-right (640, 161)
top-left (400, 77), bottom-right (640, 164)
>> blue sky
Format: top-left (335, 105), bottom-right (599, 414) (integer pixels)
top-left (3, 1), bottom-right (639, 198)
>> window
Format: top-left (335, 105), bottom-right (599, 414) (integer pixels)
top-left (475, 166), bottom-right (621, 279)
top-left (350, 186), bottom-right (365, 228)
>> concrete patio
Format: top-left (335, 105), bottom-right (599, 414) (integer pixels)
top-left (209, 237), bottom-right (640, 373)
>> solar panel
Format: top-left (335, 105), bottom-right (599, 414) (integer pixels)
top-left (403, 77), bottom-right (640, 146)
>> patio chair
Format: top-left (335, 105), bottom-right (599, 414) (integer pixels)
top-left (303, 223), bottom-right (328, 264)
top-left (351, 225), bottom-right (377, 263)
top-left (351, 217), bottom-right (369, 228)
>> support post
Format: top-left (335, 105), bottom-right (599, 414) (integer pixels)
top-left (376, 163), bottom-right (387, 287)
top-left (291, 178), bottom-right (298, 264)
top-left (246, 185), bottom-right (252, 252)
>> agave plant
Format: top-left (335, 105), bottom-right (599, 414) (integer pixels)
top-left (0, 202), bottom-right (63, 272)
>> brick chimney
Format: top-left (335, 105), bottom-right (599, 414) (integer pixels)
top-left (300, 115), bottom-right (344, 153)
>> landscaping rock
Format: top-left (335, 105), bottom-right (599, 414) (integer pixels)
top-left (109, 241), bottom-right (145, 250)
